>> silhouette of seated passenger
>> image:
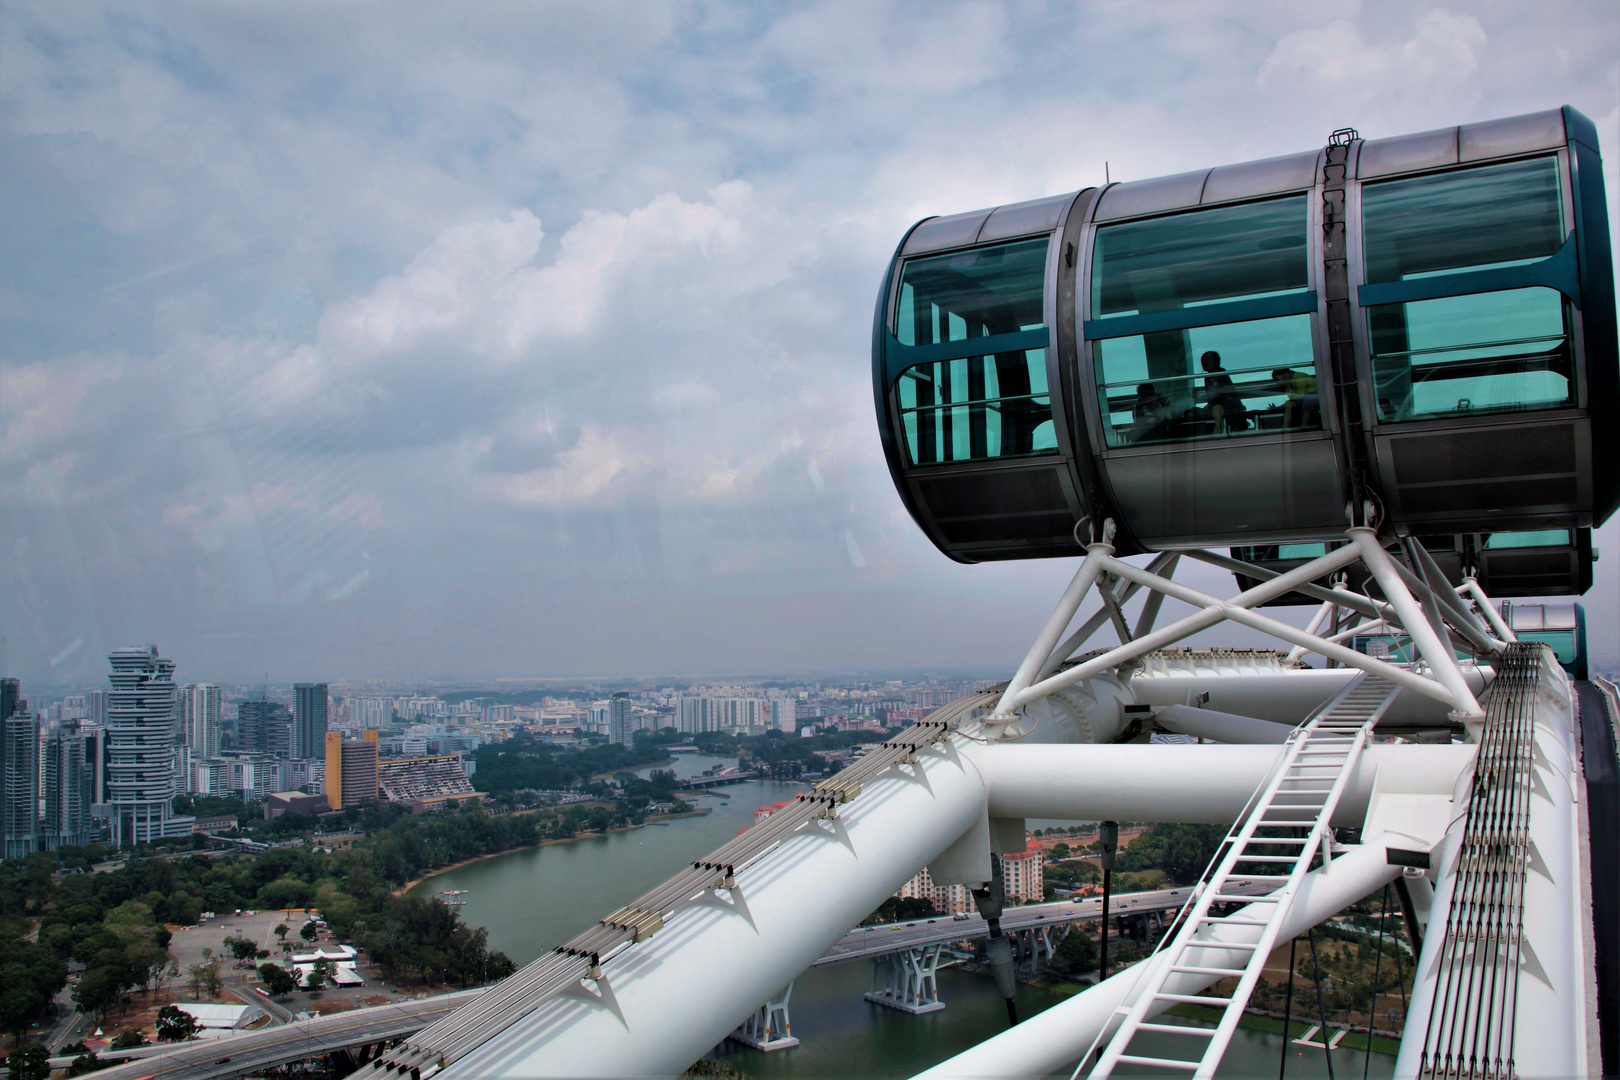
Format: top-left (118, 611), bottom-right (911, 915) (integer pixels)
top-left (1200, 351), bottom-right (1249, 433)
top-left (1132, 383), bottom-right (1172, 442)
top-left (1272, 367), bottom-right (1320, 429)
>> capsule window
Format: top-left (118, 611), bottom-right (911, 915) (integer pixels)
top-left (1091, 196), bottom-right (1309, 319)
top-left (895, 238), bottom-right (1047, 344)
top-left (897, 351), bottom-right (1055, 465)
top-left (1362, 157), bottom-right (1563, 283)
top-left (1484, 529), bottom-right (1573, 549)
top-left (1368, 287), bottom-right (1574, 421)
top-left (1093, 314), bottom-right (1321, 447)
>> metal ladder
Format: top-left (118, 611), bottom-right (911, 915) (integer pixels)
top-left (1086, 674), bottom-right (1398, 1079)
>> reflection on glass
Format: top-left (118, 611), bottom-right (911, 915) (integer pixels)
top-left (1091, 196), bottom-right (1308, 319)
top-left (1484, 529), bottom-right (1573, 549)
top-left (1233, 542), bottom-right (1340, 563)
top-left (1362, 158), bottom-right (1563, 284)
top-left (1368, 287), bottom-right (1573, 421)
top-left (1093, 314), bottom-right (1320, 447)
top-left (896, 239), bottom-right (1047, 344)
top-left (898, 351), bottom-right (1055, 465)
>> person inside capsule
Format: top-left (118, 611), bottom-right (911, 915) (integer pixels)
top-left (1272, 367), bottom-right (1320, 429)
top-left (1200, 351), bottom-right (1249, 433)
top-left (1132, 382), bottom-right (1173, 442)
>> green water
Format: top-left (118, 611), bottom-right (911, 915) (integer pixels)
top-left (414, 755), bottom-right (1391, 1080)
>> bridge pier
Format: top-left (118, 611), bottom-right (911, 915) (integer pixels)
top-left (1013, 926), bottom-right (1054, 978)
top-left (865, 944), bottom-right (946, 1014)
top-left (729, 983), bottom-right (799, 1051)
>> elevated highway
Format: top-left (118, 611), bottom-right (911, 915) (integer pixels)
top-left (815, 881), bottom-right (1274, 965)
top-left (50, 989), bottom-right (483, 1080)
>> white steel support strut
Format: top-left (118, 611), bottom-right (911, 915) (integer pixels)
top-left (1002, 542), bottom-right (1455, 715)
top-left (1460, 577), bottom-right (1517, 643)
top-left (992, 520), bottom-right (1115, 723)
top-left (1350, 528), bottom-right (1484, 721)
top-left (991, 521), bottom-right (1490, 727)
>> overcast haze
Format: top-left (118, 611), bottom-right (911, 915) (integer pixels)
top-left (2, 1), bottom-right (1617, 687)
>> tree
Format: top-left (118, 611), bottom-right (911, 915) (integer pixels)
top-left (1049, 925), bottom-right (1098, 978)
top-left (274, 923), bottom-right (290, 944)
top-left (109, 1030), bottom-right (147, 1049)
top-left (258, 963), bottom-right (298, 996)
top-left (155, 1004), bottom-right (198, 1043)
top-left (6, 1042), bottom-right (48, 1080)
top-left (299, 921), bottom-right (318, 942)
top-left (223, 936), bottom-right (258, 962)
top-left (72, 967), bottom-right (122, 1017)
top-left (301, 962), bottom-right (325, 991)
top-left (65, 1052), bottom-right (102, 1077)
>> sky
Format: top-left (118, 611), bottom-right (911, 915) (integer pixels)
top-left (1, 0), bottom-right (1617, 688)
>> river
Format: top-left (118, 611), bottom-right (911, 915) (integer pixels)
top-left (412, 754), bottom-right (1391, 1079)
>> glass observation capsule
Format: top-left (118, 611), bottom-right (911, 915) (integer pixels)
top-left (872, 106), bottom-right (1616, 594)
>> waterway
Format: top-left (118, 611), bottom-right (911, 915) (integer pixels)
top-left (412, 754), bottom-right (1391, 1080)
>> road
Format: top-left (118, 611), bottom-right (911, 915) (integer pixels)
top-left (49, 989), bottom-right (484, 1080)
top-left (815, 880), bottom-right (1274, 964)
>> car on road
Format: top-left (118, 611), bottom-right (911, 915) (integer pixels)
top-left (953, 913), bottom-right (969, 920)
top-left (213, 1058), bottom-right (232, 1065)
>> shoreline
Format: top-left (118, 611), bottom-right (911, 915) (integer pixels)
top-left (394, 808), bottom-right (713, 897)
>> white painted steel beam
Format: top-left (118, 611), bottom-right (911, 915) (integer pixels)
top-left (1125, 667), bottom-right (1488, 728)
top-left (910, 835), bottom-right (1412, 1080)
top-left (437, 737), bottom-right (990, 1080)
top-left (974, 742), bottom-right (1474, 826)
top-left (1150, 703), bottom-right (1293, 744)
top-left (1351, 528), bottom-right (1484, 720)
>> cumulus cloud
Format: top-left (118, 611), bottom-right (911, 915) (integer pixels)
top-left (1, 0), bottom-right (1615, 681)
top-left (1259, 10), bottom-right (1488, 99)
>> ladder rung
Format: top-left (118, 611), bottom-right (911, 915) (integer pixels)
top-left (1227, 874), bottom-right (1291, 881)
top-left (1233, 856), bottom-right (1304, 863)
top-left (1185, 934), bottom-right (1260, 949)
top-left (1155, 992), bottom-right (1234, 1006)
top-left (1136, 1022), bottom-right (1216, 1037)
top-left (1203, 915), bottom-right (1271, 925)
top-left (1245, 836), bottom-right (1311, 844)
top-left (1117, 1055), bottom-right (1200, 1070)
top-left (1171, 964), bottom-right (1249, 977)
top-left (1216, 893), bottom-right (1279, 902)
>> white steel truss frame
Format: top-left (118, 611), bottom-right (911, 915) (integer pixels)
top-left (990, 519), bottom-right (1505, 729)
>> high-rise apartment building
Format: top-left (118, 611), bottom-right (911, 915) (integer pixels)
top-left (42, 720), bottom-right (91, 850)
top-left (678, 696), bottom-right (768, 734)
top-left (325, 730), bottom-right (379, 810)
top-left (770, 698), bottom-right (797, 733)
top-left (0, 679), bottom-right (19, 725)
top-left (292, 683), bottom-right (329, 759)
top-left (2, 700), bottom-right (39, 858)
top-left (609, 693), bottom-right (635, 747)
top-left (238, 699), bottom-right (292, 757)
top-left (179, 683), bottom-right (221, 760)
top-left (86, 690), bottom-right (108, 728)
top-left (103, 646), bottom-right (189, 847)
top-left (349, 697), bottom-right (390, 729)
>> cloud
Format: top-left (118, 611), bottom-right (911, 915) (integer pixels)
top-left (1259, 10), bottom-right (1488, 99)
top-left (2, 0), bottom-right (1616, 681)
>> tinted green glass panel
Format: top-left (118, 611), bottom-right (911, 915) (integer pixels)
top-left (1362, 157), bottom-right (1563, 284)
top-left (896, 239), bottom-right (1048, 346)
top-left (1484, 529), bottom-right (1573, 549)
top-left (1093, 314), bottom-right (1320, 447)
top-left (1367, 287), bottom-right (1573, 421)
top-left (1091, 196), bottom-right (1308, 319)
top-left (898, 350), bottom-right (1055, 465)
top-left (1518, 630), bottom-right (1578, 665)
